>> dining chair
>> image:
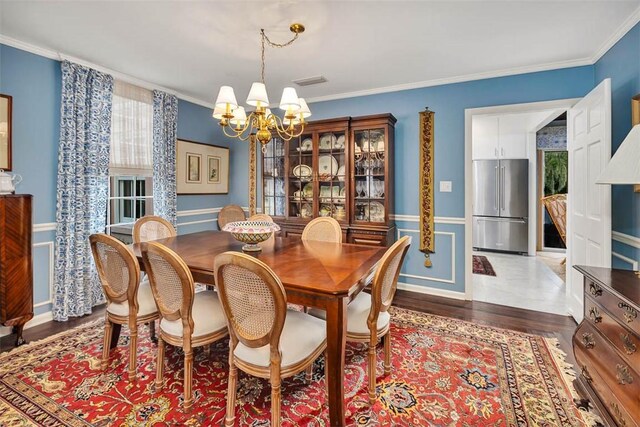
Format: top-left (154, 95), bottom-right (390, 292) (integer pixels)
top-left (309, 236), bottom-right (411, 404)
top-left (214, 251), bottom-right (327, 427)
top-left (249, 213), bottom-right (274, 222)
top-left (89, 233), bottom-right (159, 382)
top-left (301, 217), bottom-right (342, 243)
top-left (133, 215), bottom-right (177, 244)
top-left (141, 241), bottom-right (228, 409)
top-left (218, 205), bottom-right (246, 229)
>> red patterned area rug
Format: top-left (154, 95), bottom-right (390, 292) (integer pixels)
top-left (0, 307), bottom-right (597, 426)
top-left (473, 254), bottom-right (497, 276)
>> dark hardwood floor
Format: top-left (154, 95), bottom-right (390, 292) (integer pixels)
top-left (1, 291), bottom-right (578, 364)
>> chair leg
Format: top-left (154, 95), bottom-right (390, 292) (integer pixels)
top-left (383, 332), bottom-right (392, 375)
top-left (101, 317), bottom-right (113, 370)
top-left (271, 373), bottom-right (282, 427)
top-left (128, 322), bottom-right (138, 382)
top-left (149, 320), bottom-right (157, 344)
top-left (305, 362), bottom-right (313, 383)
top-left (183, 349), bottom-right (194, 409)
top-left (368, 340), bottom-right (377, 404)
top-left (225, 349), bottom-right (237, 427)
top-left (155, 337), bottom-right (165, 391)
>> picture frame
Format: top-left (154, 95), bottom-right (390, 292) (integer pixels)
top-left (0, 94), bottom-right (12, 171)
top-left (177, 139), bottom-right (229, 194)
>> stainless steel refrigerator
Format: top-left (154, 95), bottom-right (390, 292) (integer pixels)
top-left (473, 159), bottom-right (528, 253)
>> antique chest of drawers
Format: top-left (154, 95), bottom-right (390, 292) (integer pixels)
top-left (573, 266), bottom-right (640, 427)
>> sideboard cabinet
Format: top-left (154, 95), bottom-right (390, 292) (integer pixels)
top-left (0, 194), bottom-right (33, 346)
top-left (261, 114), bottom-right (396, 246)
top-left (572, 266), bottom-right (640, 427)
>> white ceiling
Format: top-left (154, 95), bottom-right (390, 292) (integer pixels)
top-left (1, 1), bottom-right (639, 106)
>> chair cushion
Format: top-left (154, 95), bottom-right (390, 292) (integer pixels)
top-left (159, 291), bottom-right (227, 338)
top-left (308, 291), bottom-right (390, 336)
top-left (107, 279), bottom-right (158, 318)
top-left (234, 310), bottom-right (326, 369)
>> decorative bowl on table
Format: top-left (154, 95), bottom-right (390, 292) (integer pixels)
top-left (222, 221), bottom-right (281, 252)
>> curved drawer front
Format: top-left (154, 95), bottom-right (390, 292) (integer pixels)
top-left (585, 297), bottom-right (640, 368)
top-left (586, 280), bottom-right (639, 336)
top-left (573, 322), bottom-right (640, 417)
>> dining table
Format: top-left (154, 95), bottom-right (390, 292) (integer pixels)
top-left (130, 230), bottom-right (387, 426)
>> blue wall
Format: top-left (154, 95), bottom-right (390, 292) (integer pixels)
top-left (595, 23), bottom-right (640, 244)
top-left (0, 44), bottom-right (234, 316)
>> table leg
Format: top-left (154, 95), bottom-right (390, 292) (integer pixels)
top-left (110, 324), bottom-right (122, 349)
top-left (325, 297), bottom-right (347, 426)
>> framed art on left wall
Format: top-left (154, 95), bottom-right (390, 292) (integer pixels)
top-left (177, 139), bottom-right (229, 194)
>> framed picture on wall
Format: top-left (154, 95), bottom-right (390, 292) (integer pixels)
top-left (177, 139), bottom-right (229, 194)
top-left (186, 153), bottom-right (201, 183)
top-left (207, 155), bottom-right (221, 184)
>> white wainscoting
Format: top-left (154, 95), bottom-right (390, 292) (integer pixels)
top-left (397, 228), bottom-right (457, 285)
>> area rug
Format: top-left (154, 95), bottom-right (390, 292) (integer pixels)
top-left (473, 254), bottom-right (497, 276)
top-left (0, 307), bottom-right (596, 426)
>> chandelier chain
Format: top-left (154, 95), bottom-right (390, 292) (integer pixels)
top-left (259, 29), bottom-right (300, 84)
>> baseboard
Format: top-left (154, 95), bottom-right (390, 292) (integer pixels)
top-left (0, 311), bottom-right (53, 338)
top-left (397, 281), bottom-right (467, 300)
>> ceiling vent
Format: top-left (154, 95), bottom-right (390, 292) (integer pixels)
top-left (293, 75), bottom-right (328, 87)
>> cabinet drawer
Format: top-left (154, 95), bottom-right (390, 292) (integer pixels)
top-left (574, 322), bottom-right (640, 416)
top-left (585, 297), bottom-right (640, 368)
top-left (586, 280), bottom-right (639, 337)
top-left (348, 233), bottom-right (385, 247)
top-left (575, 349), bottom-right (639, 427)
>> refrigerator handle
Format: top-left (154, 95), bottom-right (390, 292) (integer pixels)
top-left (494, 165), bottom-right (499, 210)
top-left (501, 166), bottom-right (506, 211)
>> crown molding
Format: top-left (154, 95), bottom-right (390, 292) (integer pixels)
top-left (304, 57), bottom-right (593, 104)
top-left (0, 34), bottom-right (214, 109)
top-left (590, 4), bottom-right (640, 63)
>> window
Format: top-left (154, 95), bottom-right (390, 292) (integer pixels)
top-left (107, 81), bottom-right (154, 243)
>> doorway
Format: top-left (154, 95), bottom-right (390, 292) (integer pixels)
top-left (465, 99), bottom-right (577, 315)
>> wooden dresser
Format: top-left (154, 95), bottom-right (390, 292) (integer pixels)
top-left (0, 194), bottom-right (33, 346)
top-left (573, 266), bottom-right (640, 426)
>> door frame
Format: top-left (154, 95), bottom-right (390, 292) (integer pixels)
top-left (464, 98), bottom-right (580, 300)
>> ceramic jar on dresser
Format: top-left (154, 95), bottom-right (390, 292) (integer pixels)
top-left (572, 266), bottom-right (640, 427)
top-left (261, 114), bottom-right (396, 247)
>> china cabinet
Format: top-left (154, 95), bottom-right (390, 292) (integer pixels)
top-left (261, 114), bottom-right (396, 246)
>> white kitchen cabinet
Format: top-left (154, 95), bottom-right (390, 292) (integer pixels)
top-left (472, 114), bottom-right (530, 160)
top-left (472, 115), bottom-right (499, 159)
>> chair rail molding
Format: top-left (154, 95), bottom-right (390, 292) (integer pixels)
top-left (612, 231), bottom-right (640, 249)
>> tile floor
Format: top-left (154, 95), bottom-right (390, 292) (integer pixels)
top-left (473, 251), bottom-right (568, 316)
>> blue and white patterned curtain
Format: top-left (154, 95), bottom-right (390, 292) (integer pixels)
top-left (152, 90), bottom-right (178, 226)
top-left (53, 61), bottom-right (114, 321)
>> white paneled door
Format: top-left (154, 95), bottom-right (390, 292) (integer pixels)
top-left (566, 79), bottom-right (612, 323)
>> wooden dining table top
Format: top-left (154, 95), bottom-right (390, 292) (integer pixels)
top-left (131, 230), bottom-right (386, 298)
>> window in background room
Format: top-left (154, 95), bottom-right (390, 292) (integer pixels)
top-left (108, 81), bottom-right (154, 243)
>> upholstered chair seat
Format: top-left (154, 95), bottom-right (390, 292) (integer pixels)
top-left (106, 279), bottom-right (157, 318)
top-left (159, 290), bottom-right (227, 338)
top-left (309, 292), bottom-right (390, 336)
top-left (233, 310), bottom-right (326, 369)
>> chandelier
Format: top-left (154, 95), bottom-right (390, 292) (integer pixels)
top-left (212, 23), bottom-right (311, 152)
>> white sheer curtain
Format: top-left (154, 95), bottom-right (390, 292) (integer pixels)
top-left (110, 81), bottom-right (153, 176)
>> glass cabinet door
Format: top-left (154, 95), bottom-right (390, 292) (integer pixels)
top-left (262, 137), bottom-right (285, 217)
top-left (353, 128), bottom-right (386, 223)
top-left (317, 131), bottom-right (347, 222)
top-left (288, 133), bottom-right (314, 219)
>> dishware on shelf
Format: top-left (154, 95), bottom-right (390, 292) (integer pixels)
top-left (334, 134), bottom-right (345, 149)
top-left (301, 203), bottom-right (312, 218)
top-left (293, 190), bottom-right (303, 201)
top-left (318, 155), bottom-right (339, 178)
top-left (339, 187), bottom-right (346, 198)
top-left (0, 170), bottom-right (22, 195)
top-left (336, 164), bottom-right (345, 181)
top-left (303, 182), bottom-right (313, 199)
top-left (300, 138), bottom-right (313, 151)
top-left (292, 164), bottom-right (313, 180)
top-left (319, 133), bottom-right (336, 150)
top-left (367, 201), bottom-right (385, 222)
top-left (334, 205), bottom-right (346, 221)
top-left (319, 204), bottom-right (332, 217)
top-left (222, 220), bottom-right (280, 252)
top-left (320, 186), bottom-right (331, 198)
